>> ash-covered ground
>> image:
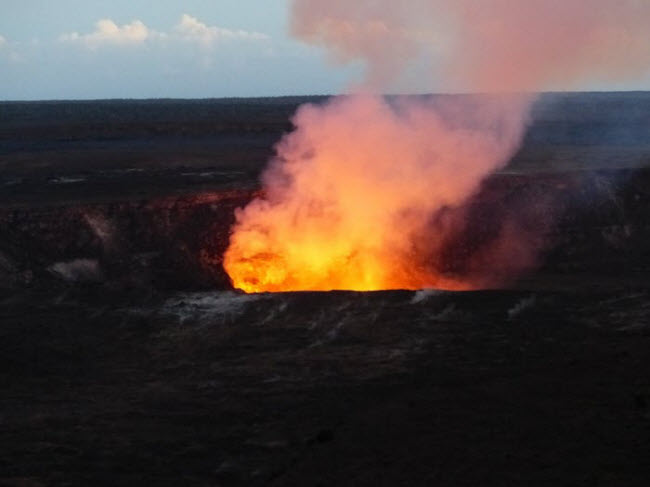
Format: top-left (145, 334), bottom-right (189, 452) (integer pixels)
top-left (1, 93), bottom-right (650, 486)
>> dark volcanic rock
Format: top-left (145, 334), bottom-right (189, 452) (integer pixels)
top-left (2, 93), bottom-right (650, 486)
top-left (0, 190), bottom-right (253, 293)
top-left (1, 288), bottom-right (649, 486)
top-left (2, 168), bottom-right (650, 294)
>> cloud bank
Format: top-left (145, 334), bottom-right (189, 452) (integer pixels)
top-left (59, 14), bottom-right (268, 49)
top-left (60, 19), bottom-right (151, 47)
top-left (176, 14), bottom-right (268, 46)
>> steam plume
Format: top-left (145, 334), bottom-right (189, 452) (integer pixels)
top-left (224, 1), bottom-right (650, 293)
top-left (291, 0), bottom-right (650, 92)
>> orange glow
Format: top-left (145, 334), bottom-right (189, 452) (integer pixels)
top-left (223, 0), bottom-right (650, 293)
top-left (224, 95), bottom-right (527, 293)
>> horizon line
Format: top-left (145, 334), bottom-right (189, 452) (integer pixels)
top-left (2, 89), bottom-right (650, 103)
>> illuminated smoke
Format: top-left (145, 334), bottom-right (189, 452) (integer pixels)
top-left (290, 0), bottom-right (650, 93)
top-left (224, 0), bottom-right (650, 293)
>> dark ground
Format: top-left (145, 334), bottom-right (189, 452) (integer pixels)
top-left (1, 93), bottom-right (650, 486)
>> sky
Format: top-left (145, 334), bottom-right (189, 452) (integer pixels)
top-left (1, 0), bottom-right (650, 100)
top-left (0, 0), bottom-right (359, 100)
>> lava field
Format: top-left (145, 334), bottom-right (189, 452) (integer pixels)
top-left (1, 93), bottom-right (650, 486)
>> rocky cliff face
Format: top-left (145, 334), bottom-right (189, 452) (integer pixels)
top-left (0, 190), bottom-right (252, 293)
top-left (2, 167), bottom-right (649, 295)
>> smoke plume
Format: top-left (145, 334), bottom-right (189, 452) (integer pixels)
top-left (291, 0), bottom-right (650, 93)
top-left (224, 1), bottom-right (650, 293)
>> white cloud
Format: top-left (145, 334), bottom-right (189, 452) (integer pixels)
top-left (58, 15), bottom-right (268, 49)
top-left (0, 34), bottom-right (22, 63)
top-left (60, 19), bottom-right (153, 47)
top-left (175, 14), bottom-right (268, 46)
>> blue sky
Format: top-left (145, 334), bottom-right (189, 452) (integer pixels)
top-left (2, 1), bottom-right (650, 100)
top-left (0, 0), bottom-right (359, 100)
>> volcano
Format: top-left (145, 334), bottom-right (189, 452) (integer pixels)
top-left (1, 93), bottom-right (650, 486)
